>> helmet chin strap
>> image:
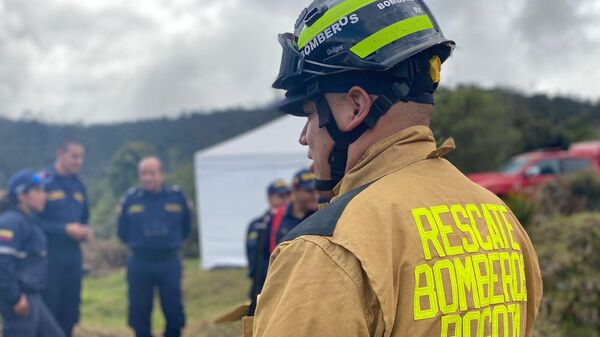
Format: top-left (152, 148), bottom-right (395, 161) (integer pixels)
top-left (310, 82), bottom-right (412, 192)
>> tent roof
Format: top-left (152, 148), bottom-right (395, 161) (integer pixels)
top-left (196, 115), bottom-right (307, 158)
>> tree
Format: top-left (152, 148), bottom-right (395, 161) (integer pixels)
top-left (106, 142), bottom-right (156, 197)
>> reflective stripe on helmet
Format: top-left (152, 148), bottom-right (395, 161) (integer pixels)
top-left (298, 0), bottom-right (377, 48)
top-left (350, 14), bottom-right (434, 58)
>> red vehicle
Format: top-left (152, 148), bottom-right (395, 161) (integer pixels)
top-left (468, 146), bottom-right (598, 197)
top-left (569, 140), bottom-right (600, 169)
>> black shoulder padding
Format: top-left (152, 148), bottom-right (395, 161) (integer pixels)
top-left (282, 183), bottom-right (371, 243)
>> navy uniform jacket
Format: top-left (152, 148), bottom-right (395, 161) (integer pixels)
top-left (0, 209), bottom-right (48, 306)
top-left (118, 185), bottom-right (192, 258)
top-left (39, 168), bottom-right (89, 262)
top-left (246, 211), bottom-right (271, 280)
top-left (247, 205), bottom-right (313, 300)
top-left (273, 204), bottom-right (314, 246)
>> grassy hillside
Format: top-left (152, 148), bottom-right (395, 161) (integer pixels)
top-left (75, 259), bottom-right (247, 337)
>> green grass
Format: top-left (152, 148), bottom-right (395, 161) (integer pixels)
top-left (76, 259), bottom-right (249, 337)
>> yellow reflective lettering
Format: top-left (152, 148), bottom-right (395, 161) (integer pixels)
top-left (510, 253), bottom-right (523, 302)
top-left (413, 264), bottom-right (438, 320)
top-left (508, 304), bottom-right (521, 337)
top-left (465, 204), bottom-right (492, 251)
top-left (472, 254), bottom-right (491, 308)
top-left (433, 259), bottom-right (459, 315)
top-left (432, 205), bottom-right (464, 257)
top-left (463, 310), bottom-right (481, 337)
top-left (481, 205), bottom-right (506, 250)
top-left (450, 205), bottom-right (479, 253)
top-left (519, 254), bottom-right (528, 302)
top-left (498, 252), bottom-right (513, 302)
top-left (412, 208), bottom-right (446, 260)
top-left (478, 307), bottom-right (492, 337)
top-left (492, 305), bottom-right (509, 337)
top-left (488, 253), bottom-right (505, 305)
top-left (499, 206), bottom-right (521, 251)
top-left (441, 314), bottom-right (462, 337)
top-left (454, 256), bottom-right (481, 310)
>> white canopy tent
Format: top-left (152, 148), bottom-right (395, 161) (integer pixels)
top-left (194, 116), bottom-right (310, 270)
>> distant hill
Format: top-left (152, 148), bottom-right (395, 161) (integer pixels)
top-left (0, 86), bottom-right (598, 184)
top-left (0, 108), bottom-right (280, 183)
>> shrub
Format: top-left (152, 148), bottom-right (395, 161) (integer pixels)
top-left (530, 212), bottom-right (600, 337)
top-left (536, 172), bottom-right (600, 216)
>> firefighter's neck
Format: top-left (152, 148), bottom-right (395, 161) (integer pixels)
top-left (346, 102), bottom-right (432, 171)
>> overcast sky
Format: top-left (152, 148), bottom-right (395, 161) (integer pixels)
top-left (1, 0), bottom-right (599, 123)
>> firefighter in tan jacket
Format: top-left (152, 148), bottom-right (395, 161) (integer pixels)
top-left (246, 1), bottom-right (543, 336)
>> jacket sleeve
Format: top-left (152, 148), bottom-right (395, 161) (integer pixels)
top-left (0, 223), bottom-right (23, 306)
top-left (180, 193), bottom-right (192, 240)
top-left (37, 218), bottom-right (69, 240)
top-left (117, 198), bottom-right (129, 244)
top-left (252, 237), bottom-right (372, 337)
top-left (81, 185), bottom-right (90, 225)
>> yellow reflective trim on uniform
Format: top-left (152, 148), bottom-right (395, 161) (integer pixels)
top-left (165, 203), bottom-right (182, 213)
top-left (433, 259), bottom-right (458, 315)
top-left (300, 172), bottom-right (316, 181)
top-left (47, 190), bottom-right (66, 201)
top-left (350, 15), bottom-right (434, 58)
top-left (297, 0), bottom-right (377, 48)
top-left (127, 204), bottom-right (145, 215)
top-left (412, 207), bottom-right (446, 260)
top-left (413, 264), bottom-right (438, 320)
top-left (248, 231), bottom-right (258, 241)
top-left (73, 192), bottom-right (85, 203)
top-left (272, 180), bottom-right (288, 188)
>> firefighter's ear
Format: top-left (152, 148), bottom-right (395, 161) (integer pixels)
top-left (344, 86), bottom-right (372, 132)
top-left (324, 88), bottom-right (373, 133)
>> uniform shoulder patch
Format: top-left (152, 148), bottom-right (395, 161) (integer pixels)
top-left (0, 229), bottom-right (14, 242)
top-left (122, 187), bottom-right (139, 199)
top-left (282, 183), bottom-right (372, 243)
top-left (118, 187), bottom-right (140, 208)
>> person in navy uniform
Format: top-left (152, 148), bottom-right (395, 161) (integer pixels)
top-left (0, 169), bottom-right (65, 337)
top-left (39, 139), bottom-right (92, 337)
top-left (272, 169), bottom-right (318, 246)
top-left (247, 170), bottom-right (317, 315)
top-left (246, 179), bottom-right (290, 315)
top-left (118, 156), bottom-right (192, 337)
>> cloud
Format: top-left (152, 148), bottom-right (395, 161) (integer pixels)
top-left (0, 0), bottom-right (599, 123)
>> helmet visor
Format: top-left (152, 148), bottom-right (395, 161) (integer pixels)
top-left (273, 33), bottom-right (305, 90)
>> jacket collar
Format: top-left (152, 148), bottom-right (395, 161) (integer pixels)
top-left (333, 125), bottom-right (455, 197)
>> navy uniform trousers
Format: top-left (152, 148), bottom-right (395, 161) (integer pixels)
top-left (127, 255), bottom-right (185, 337)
